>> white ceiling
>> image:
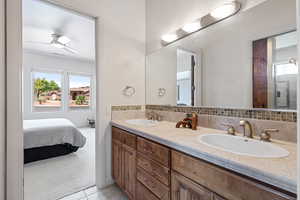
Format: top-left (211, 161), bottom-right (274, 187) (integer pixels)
top-left (23, 0), bottom-right (95, 61)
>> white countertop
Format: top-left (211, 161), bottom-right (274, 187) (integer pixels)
top-left (111, 120), bottom-right (297, 194)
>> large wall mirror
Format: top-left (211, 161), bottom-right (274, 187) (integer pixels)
top-left (146, 0), bottom-right (297, 111)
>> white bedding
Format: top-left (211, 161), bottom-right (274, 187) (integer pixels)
top-left (23, 118), bottom-right (86, 149)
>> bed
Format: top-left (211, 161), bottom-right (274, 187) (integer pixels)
top-left (23, 118), bottom-right (87, 163)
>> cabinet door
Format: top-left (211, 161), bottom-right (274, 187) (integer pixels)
top-left (172, 171), bottom-right (213, 200)
top-left (112, 140), bottom-right (123, 188)
top-left (123, 145), bottom-right (136, 200)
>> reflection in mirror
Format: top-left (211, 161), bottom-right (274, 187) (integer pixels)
top-left (253, 31), bottom-right (297, 110)
top-left (176, 49), bottom-right (197, 106)
top-left (146, 0), bottom-right (297, 111)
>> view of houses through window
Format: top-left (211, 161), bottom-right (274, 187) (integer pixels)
top-left (69, 74), bottom-right (91, 108)
top-left (33, 71), bottom-right (62, 107)
top-left (32, 71), bottom-right (92, 111)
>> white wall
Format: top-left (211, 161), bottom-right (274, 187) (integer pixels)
top-left (146, 47), bottom-right (177, 105)
top-left (46, 0), bottom-right (146, 188)
top-left (23, 51), bottom-right (96, 127)
top-left (0, 0), bottom-right (5, 198)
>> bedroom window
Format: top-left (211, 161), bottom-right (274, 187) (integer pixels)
top-left (68, 74), bottom-right (91, 110)
top-left (32, 71), bottom-right (62, 111)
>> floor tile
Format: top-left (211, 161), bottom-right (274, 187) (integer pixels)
top-left (59, 191), bottom-right (86, 200)
top-left (25, 128), bottom-right (96, 200)
top-left (84, 186), bottom-right (99, 196)
top-left (87, 185), bottom-right (127, 200)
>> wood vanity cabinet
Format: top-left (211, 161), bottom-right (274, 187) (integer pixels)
top-left (171, 150), bottom-right (296, 200)
top-left (112, 127), bottom-right (136, 200)
top-left (136, 137), bottom-right (171, 200)
top-left (172, 170), bottom-right (214, 200)
top-left (112, 126), bottom-right (296, 200)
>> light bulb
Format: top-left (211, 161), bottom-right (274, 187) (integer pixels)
top-left (182, 21), bottom-right (201, 33)
top-left (210, 3), bottom-right (236, 19)
top-left (161, 34), bottom-right (178, 43)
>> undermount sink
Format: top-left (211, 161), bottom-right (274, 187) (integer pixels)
top-left (125, 119), bottom-right (158, 127)
top-left (198, 134), bottom-right (289, 158)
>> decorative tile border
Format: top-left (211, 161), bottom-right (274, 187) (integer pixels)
top-left (111, 105), bottom-right (143, 111)
top-left (146, 105), bottom-right (297, 122)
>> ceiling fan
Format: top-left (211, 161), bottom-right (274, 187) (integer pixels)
top-left (25, 33), bottom-right (78, 54)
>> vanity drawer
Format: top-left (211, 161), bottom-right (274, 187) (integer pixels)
top-left (172, 150), bottom-right (296, 200)
top-left (112, 127), bottom-right (136, 149)
top-left (112, 127), bottom-right (124, 142)
top-left (137, 137), bottom-right (170, 167)
top-left (136, 181), bottom-right (160, 200)
top-left (137, 153), bottom-right (170, 186)
top-left (137, 167), bottom-right (170, 200)
top-left (122, 131), bottom-right (136, 149)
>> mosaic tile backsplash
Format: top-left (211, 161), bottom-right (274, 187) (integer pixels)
top-left (111, 105), bottom-right (143, 111)
top-left (145, 105), bottom-right (297, 122)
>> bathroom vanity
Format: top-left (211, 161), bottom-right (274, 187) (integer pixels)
top-left (111, 121), bottom-right (297, 200)
top-left (110, 0), bottom-right (298, 199)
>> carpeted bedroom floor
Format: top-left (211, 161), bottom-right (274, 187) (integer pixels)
top-left (24, 127), bottom-right (96, 200)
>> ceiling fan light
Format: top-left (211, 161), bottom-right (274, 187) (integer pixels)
top-left (51, 43), bottom-right (64, 49)
top-left (58, 36), bottom-right (71, 44)
top-left (182, 21), bottom-right (201, 33)
top-left (210, 2), bottom-right (237, 19)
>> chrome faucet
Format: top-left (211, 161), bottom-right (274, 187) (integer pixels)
top-left (239, 120), bottom-right (254, 138)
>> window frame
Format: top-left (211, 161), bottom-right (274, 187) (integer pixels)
top-left (30, 68), bottom-right (64, 113)
top-left (67, 72), bottom-right (93, 112)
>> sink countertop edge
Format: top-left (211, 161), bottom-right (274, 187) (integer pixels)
top-left (110, 120), bottom-right (297, 194)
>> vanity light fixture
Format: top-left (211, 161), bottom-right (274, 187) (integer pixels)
top-left (161, 1), bottom-right (241, 45)
top-left (181, 21), bottom-right (202, 33)
top-left (161, 34), bottom-right (178, 43)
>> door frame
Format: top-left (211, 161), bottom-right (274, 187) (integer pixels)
top-left (5, 0), bottom-right (103, 200)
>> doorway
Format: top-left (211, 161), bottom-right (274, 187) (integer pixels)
top-left (176, 48), bottom-right (198, 106)
top-left (22, 0), bottom-right (96, 199)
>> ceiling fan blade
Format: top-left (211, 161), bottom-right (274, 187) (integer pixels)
top-left (63, 46), bottom-right (78, 54)
top-left (24, 41), bottom-right (50, 45)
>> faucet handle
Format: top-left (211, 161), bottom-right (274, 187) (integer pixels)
top-left (264, 129), bottom-right (279, 133)
top-left (156, 113), bottom-right (162, 121)
top-left (259, 129), bottom-right (279, 142)
top-left (239, 120), bottom-right (247, 125)
top-left (221, 123), bottom-right (236, 135)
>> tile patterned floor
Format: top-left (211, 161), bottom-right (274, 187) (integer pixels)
top-left (59, 185), bottom-right (128, 200)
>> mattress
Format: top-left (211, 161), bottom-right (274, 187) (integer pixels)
top-left (23, 118), bottom-right (86, 149)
